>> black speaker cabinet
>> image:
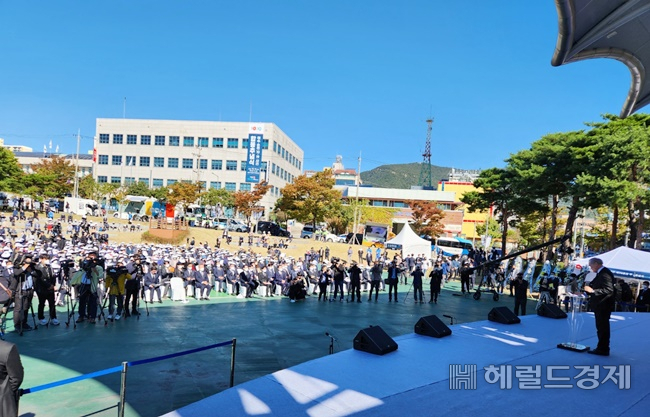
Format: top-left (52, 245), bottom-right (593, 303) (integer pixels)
top-left (414, 315), bottom-right (452, 338)
top-left (488, 307), bottom-right (521, 324)
top-left (537, 303), bottom-right (568, 319)
top-left (353, 326), bottom-right (398, 355)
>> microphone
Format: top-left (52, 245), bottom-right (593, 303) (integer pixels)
top-left (325, 332), bottom-right (337, 341)
top-left (443, 315), bottom-right (452, 319)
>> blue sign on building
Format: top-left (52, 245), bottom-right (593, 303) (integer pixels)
top-left (245, 132), bottom-right (263, 183)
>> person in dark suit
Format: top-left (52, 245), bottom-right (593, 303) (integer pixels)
top-left (193, 263), bottom-right (212, 300)
top-left (584, 258), bottom-right (615, 356)
top-left (0, 339), bottom-right (24, 417)
top-left (636, 281), bottom-right (650, 312)
top-left (144, 265), bottom-right (162, 303)
top-left (513, 273), bottom-right (529, 316)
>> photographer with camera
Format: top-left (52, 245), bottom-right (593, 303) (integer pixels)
top-left (71, 251), bottom-right (103, 324)
top-left (124, 256), bottom-right (143, 317)
top-left (34, 253), bottom-right (59, 326)
top-left (105, 262), bottom-right (128, 320)
top-left (330, 258), bottom-right (346, 302)
top-left (9, 254), bottom-right (39, 332)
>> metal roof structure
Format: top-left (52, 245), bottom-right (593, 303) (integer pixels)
top-left (552, 0), bottom-right (650, 117)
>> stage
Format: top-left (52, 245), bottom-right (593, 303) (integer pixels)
top-left (163, 312), bottom-right (649, 417)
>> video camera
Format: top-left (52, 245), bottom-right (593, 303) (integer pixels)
top-left (331, 257), bottom-right (340, 264)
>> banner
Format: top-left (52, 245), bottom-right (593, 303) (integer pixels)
top-left (246, 123), bottom-right (264, 183)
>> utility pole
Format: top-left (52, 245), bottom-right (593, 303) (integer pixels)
top-left (73, 129), bottom-right (81, 198)
top-left (351, 152), bottom-right (362, 244)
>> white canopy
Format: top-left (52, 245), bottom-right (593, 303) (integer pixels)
top-left (385, 223), bottom-right (432, 259)
top-left (574, 246), bottom-right (650, 281)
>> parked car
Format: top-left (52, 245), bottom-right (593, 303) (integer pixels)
top-left (227, 219), bottom-right (250, 233)
top-left (300, 225), bottom-right (316, 239)
top-left (257, 221), bottom-right (291, 237)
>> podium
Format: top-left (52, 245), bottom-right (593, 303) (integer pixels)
top-left (557, 293), bottom-right (589, 352)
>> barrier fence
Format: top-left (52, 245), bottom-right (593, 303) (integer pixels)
top-left (20, 338), bottom-right (237, 417)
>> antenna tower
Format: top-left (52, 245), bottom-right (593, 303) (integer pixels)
top-left (418, 118), bottom-right (433, 188)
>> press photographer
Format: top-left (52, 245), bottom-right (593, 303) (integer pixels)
top-left (9, 254), bottom-right (40, 332)
top-left (70, 251), bottom-right (104, 324)
top-left (124, 256), bottom-right (143, 317)
top-left (105, 262), bottom-right (129, 320)
top-left (34, 254), bottom-right (59, 326)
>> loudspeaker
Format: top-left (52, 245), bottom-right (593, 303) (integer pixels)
top-left (414, 315), bottom-right (452, 338)
top-left (537, 303), bottom-right (567, 319)
top-left (488, 307), bottom-right (521, 324)
top-left (353, 326), bottom-right (398, 355)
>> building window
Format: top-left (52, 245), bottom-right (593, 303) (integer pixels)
top-left (210, 181), bottom-right (221, 189)
top-left (124, 177), bottom-right (135, 185)
top-left (227, 138), bottom-right (238, 148)
top-left (273, 141), bottom-right (277, 152)
top-left (140, 156), bottom-right (150, 167)
top-left (261, 162), bottom-right (267, 171)
top-left (113, 134), bottom-right (123, 144)
top-left (240, 183), bottom-right (251, 191)
top-left (198, 137), bottom-right (209, 147)
top-left (212, 137), bottom-right (223, 148)
top-left (152, 178), bottom-right (163, 188)
top-left (127, 134), bottom-right (137, 145)
top-left (98, 155), bottom-right (108, 165)
top-left (199, 159), bottom-right (207, 170)
top-left (169, 136), bottom-right (180, 146)
top-left (183, 136), bottom-right (194, 147)
top-left (167, 179), bottom-right (177, 186)
top-left (211, 160), bottom-right (222, 170)
top-left (225, 182), bottom-right (236, 191)
top-left (111, 176), bottom-right (121, 184)
top-left (391, 201), bottom-right (407, 208)
top-left (240, 161), bottom-right (247, 171)
top-left (125, 156), bottom-right (136, 166)
top-left (262, 139), bottom-right (269, 149)
top-left (182, 158), bottom-right (193, 169)
top-left (226, 160), bottom-right (237, 171)
top-left (140, 135), bottom-right (151, 145)
top-left (242, 138), bottom-right (249, 149)
top-left (112, 155), bottom-right (122, 166)
top-left (154, 157), bottom-right (165, 167)
top-left (99, 134), bottom-right (109, 144)
top-left (167, 158), bottom-right (178, 168)
top-left (139, 178), bottom-right (149, 185)
top-left (155, 135), bottom-right (165, 146)
top-left (98, 175), bottom-right (107, 183)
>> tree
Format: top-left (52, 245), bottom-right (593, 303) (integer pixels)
top-left (202, 188), bottom-right (235, 211)
top-left (78, 175), bottom-right (102, 200)
top-left (233, 181), bottom-right (272, 226)
top-left (461, 167), bottom-right (541, 255)
top-left (126, 181), bottom-right (153, 197)
top-left (167, 182), bottom-right (202, 213)
top-left (30, 155), bottom-right (75, 197)
top-left (405, 199), bottom-right (445, 238)
top-left (476, 217), bottom-right (501, 241)
top-left (0, 148), bottom-right (23, 192)
top-left (277, 170), bottom-right (342, 227)
top-left (150, 186), bottom-right (171, 201)
top-left (327, 199), bottom-right (398, 234)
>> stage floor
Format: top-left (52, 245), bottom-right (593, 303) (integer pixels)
top-left (163, 312), bottom-right (650, 417)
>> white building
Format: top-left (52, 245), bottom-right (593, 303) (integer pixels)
top-left (93, 118), bottom-right (304, 217)
top-left (13, 151), bottom-right (93, 178)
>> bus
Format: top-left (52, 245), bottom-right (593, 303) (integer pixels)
top-left (433, 237), bottom-right (474, 257)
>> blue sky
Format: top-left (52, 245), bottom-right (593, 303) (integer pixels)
top-left (0, 1), bottom-right (633, 173)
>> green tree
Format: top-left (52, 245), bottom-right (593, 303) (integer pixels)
top-left (202, 188), bottom-right (235, 210)
top-left (461, 167), bottom-right (541, 255)
top-left (78, 175), bottom-right (101, 200)
top-left (476, 217), bottom-right (501, 241)
top-left (126, 181), bottom-right (153, 197)
top-left (277, 170), bottom-right (342, 227)
top-left (0, 148), bottom-right (23, 192)
top-left (30, 155), bottom-right (75, 197)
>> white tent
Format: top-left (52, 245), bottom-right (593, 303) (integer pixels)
top-left (385, 223), bottom-right (432, 259)
top-left (574, 246), bottom-right (650, 281)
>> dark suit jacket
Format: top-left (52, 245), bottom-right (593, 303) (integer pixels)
top-left (589, 266), bottom-right (615, 310)
top-left (0, 340), bottom-right (23, 417)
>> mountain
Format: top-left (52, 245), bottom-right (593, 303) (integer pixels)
top-left (360, 163), bottom-right (454, 189)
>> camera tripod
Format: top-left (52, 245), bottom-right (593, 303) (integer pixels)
top-left (15, 284), bottom-right (38, 336)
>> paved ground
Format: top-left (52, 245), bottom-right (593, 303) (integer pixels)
top-left (7, 281), bottom-right (531, 417)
